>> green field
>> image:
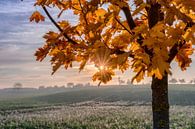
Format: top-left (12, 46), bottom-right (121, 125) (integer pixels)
top-left (0, 85), bottom-right (195, 129)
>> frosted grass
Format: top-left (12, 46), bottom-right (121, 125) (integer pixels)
top-left (0, 102), bottom-right (195, 129)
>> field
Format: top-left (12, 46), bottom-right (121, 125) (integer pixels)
top-left (0, 85), bottom-right (195, 129)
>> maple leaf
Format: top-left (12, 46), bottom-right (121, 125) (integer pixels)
top-left (30, 11), bottom-right (45, 23)
top-left (32, 0), bottom-right (195, 84)
top-left (132, 68), bottom-right (145, 83)
top-left (43, 31), bottom-right (60, 44)
top-left (149, 54), bottom-right (171, 79)
top-left (183, 25), bottom-right (195, 45)
top-left (92, 69), bottom-right (115, 84)
top-left (35, 45), bottom-right (50, 61)
top-left (176, 43), bottom-right (193, 71)
top-left (94, 8), bottom-right (107, 22)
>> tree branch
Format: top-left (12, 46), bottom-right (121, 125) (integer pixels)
top-left (78, 0), bottom-right (89, 25)
top-left (147, 2), bottom-right (164, 28)
top-left (42, 6), bottom-right (134, 59)
top-left (121, 6), bottom-right (154, 58)
top-left (167, 42), bottom-right (184, 63)
top-left (168, 22), bottom-right (194, 63)
top-left (114, 17), bottom-right (133, 35)
top-left (42, 6), bottom-right (78, 45)
top-left (121, 7), bottom-right (136, 30)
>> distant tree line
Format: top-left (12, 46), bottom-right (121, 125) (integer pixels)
top-left (13, 78), bottom-right (195, 90)
top-left (169, 78), bottom-right (195, 84)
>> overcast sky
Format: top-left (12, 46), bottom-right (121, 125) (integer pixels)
top-left (0, 0), bottom-right (194, 88)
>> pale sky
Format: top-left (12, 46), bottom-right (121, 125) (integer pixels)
top-left (0, 0), bottom-right (194, 88)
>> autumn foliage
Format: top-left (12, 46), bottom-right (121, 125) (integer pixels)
top-left (31, 0), bottom-right (195, 84)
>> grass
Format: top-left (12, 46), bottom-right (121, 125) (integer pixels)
top-left (0, 104), bottom-right (195, 129)
top-left (0, 85), bottom-right (195, 128)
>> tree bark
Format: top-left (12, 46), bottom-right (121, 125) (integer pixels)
top-left (151, 74), bottom-right (169, 129)
top-left (147, 1), bottom-right (170, 128)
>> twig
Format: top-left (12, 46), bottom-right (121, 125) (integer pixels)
top-left (78, 0), bottom-right (88, 25)
top-left (42, 6), bottom-right (78, 45)
top-left (115, 17), bottom-right (133, 35)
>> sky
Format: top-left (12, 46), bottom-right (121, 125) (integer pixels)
top-left (0, 0), bottom-right (194, 88)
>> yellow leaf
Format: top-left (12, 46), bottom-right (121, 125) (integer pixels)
top-left (183, 25), bottom-right (195, 45)
top-left (132, 68), bottom-right (145, 83)
top-left (148, 53), bottom-right (171, 79)
top-left (89, 31), bottom-right (95, 38)
top-left (94, 8), bottom-right (107, 22)
top-left (176, 43), bottom-right (193, 71)
top-left (79, 59), bottom-right (88, 72)
top-left (92, 69), bottom-right (115, 84)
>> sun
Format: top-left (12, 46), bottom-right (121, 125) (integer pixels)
top-left (93, 64), bottom-right (106, 72)
top-left (99, 65), bottom-right (105, 70)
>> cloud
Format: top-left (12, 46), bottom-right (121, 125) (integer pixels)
top-left (0, 0), bottom-right (34, 14)
top-left (0, 0), bottom-right (125, 88)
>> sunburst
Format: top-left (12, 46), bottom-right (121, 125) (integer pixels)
top-left (92, 47), bottom-right (112, 71)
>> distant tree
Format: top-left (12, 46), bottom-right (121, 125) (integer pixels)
top-left (74, 83), bottom-right (84, 88)
top-left (60, 85), bottom-right (65, 88)
top-left (67, 83), bottom-right (74, 88)
top-left (179, 79), bottom-right (186, 84)
top-left (39, 85), bottom-right (45, 89)
top-left (85, 83), bottom-right (91, 87)
top-left (118, 77), bottom-right (121, 85)
top-left (169, 78), bottom-right (178, 84)
top-left (190, 79), bottom-right (195, 84)
top-left (13, 82), bottom-right (23, 90)
top-left (46, 86), bottom-right (53, 89)
top-left (118, 77), bottom-right (125, 85)
top-left (31, 0), bottom-right (195, 128)
top-left (127, 79), bottom-right (131, 86)
top-left (54, 85), bottom-right (59, 88)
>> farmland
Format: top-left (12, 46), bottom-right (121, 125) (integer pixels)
top-left (0, 85), bottom-right (195, 129)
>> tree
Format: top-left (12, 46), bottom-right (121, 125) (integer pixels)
top-left (179, 78), bottom-right (186, 84)
top-left (190, 79), bottom-right (195, 84)
top-left (127, 79), bottom-right (131, 86)
top-left (118, 77), bottom-right (125, 85)
top-left (67, 82), bottom-right (74, 88)
top-left (39, 85), bottom-right (45, 90)
top-left (13, 82), bottom-right (23, 90)
top-left (30, 0), bottom-right (195, 128)
top-left (169, 78), bottom-right (178, 84)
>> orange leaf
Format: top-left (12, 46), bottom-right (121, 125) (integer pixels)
top-left (30, 11), bottom-right (45, 23)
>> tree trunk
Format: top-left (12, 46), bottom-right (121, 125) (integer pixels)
top-left (151, 74), bottom-right (169, 129)
top-left (147, 1), bottom-right (169, 128)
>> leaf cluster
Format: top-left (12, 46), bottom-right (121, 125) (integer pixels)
top-left (31, 0), bottom-right (195, 84)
